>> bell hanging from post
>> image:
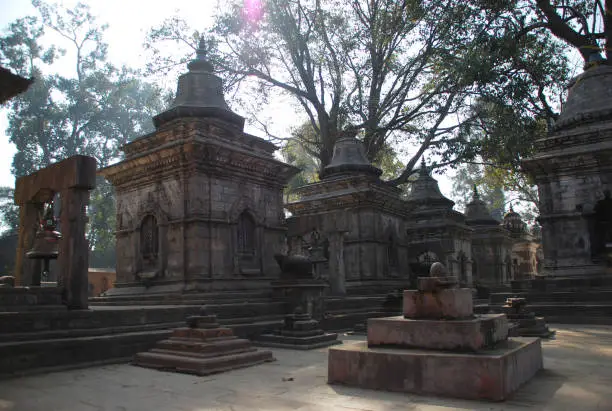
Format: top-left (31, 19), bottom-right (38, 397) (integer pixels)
top-left (26, 201), bottom-right (62, 284)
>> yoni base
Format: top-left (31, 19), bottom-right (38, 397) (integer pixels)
top-left (328, 337), bottom-right (542, 401)
top-left (367, 314), bottom-right (508, 351)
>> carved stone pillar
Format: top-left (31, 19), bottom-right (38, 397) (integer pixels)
top-left (57, 188), bottom-right (90, 309)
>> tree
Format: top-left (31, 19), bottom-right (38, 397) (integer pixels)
top-left (0, 1), bottom-right (167, 266)
top-left (281, 120), bottom-right (405, 202)
top-left (531, 0), bottom-right (611, 61)
top-left (451, 163), bottom-right (505, 214)
top-left (144, 0), bottom-right (574, 191)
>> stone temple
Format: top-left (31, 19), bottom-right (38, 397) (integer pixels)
top-left (99, 41), bottom-right (299, 295)
top-left (0, 38), bottom-right (567, 382)
top-left (523, 64), bottom-right (612, 279)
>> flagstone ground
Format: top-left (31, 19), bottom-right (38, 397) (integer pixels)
top-left (0, 324), bottom-right (611, 411)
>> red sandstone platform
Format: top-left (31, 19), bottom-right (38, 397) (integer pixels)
top-left (328, 337), bottom-right (543, 401)
top-left (368, 314), bottom-right (508, 351)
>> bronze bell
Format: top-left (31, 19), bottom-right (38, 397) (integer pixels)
top-left (26, 202), bottom-right (62, 283)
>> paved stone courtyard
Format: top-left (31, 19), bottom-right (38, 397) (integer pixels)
top-left (0, 324), bottom-right (611, 411)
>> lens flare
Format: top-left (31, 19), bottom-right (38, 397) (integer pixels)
top-left (243, 0), bottom-right (264, 27)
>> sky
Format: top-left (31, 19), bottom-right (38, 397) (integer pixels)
top-left (0, 0), bottom-right (458, 201)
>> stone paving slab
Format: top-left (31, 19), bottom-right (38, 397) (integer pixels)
top-left (0, 325), bottom-right (611, 410)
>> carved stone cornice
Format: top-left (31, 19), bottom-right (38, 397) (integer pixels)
top-left (99, 136), bottom-right (298, 189)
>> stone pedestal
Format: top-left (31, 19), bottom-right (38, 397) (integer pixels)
top-left (132, 313), bottom-right (274, 376)
top-left (255, 308), bottom-right (341, 350)
top-left (327, 274), bottom-right (543, 401)
top-left (271, 280), bottom-right (327, 321)
top-left (403, 288), bottom-right (473, 319)
top-left (502, 297), bottom-right (555, 338)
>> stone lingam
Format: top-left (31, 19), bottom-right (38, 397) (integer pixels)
top-left (502, 297), bottom-right (555, 338)
top-left (327, 262), bottom-right (543, 402)
top-left (132, 308), bottom-right (275, 376)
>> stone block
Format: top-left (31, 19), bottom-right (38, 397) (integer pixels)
top-left (403, 288), bottom-right (473, 319)
top-left (367, 314), bottom-right (508, 351)
top-left (327, 337), bottom-right (543, 401)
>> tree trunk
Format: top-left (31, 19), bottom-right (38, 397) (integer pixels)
top-left (606, 0), bottom-right (612, 60)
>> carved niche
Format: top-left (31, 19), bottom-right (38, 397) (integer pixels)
top-left (140, 214), bottom-right (159, 270)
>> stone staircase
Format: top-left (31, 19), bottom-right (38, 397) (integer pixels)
top-left (0, 286), bottom-right (404, 377)
top-left (489, 280), bottom-right (612, 325)
top-left (90, 290), bottom-right (287, 338)
top-left (90, 288), bottom-right (404, 334)
top-left (321, 293), bottom-right (403, 330)
top-left (0, 306), bottom-right (200, 378)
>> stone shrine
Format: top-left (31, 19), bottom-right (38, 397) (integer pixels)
top-left (501, 297), bottom-right (555, 338)
top-left (465, 186), bottom-right (514, 287)
top-left (404, 160), bottom-right (473, 286)
top-left (523, 63), bottom-right (612, 278)
top-left (503, 207), bottom-right (542, 279)
top-left (327, 263), bottom-right (543, 401)
top-left (132, 309), bottom-right (274, 375)
top-left (100, 40), bottom-right (298, 295)
top-left (286, 134), bottom-right (410, 295)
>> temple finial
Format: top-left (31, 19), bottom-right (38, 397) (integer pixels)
top-left (196, 36), bottom-right (207, 60)
top-left (472, 184), bottom-right (480, 199)
top-left (419, 157), bottom-right (428, 176)
top-left (187, 36), bottom-right (214, 73)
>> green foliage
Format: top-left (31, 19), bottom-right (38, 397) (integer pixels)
top-left (0, 1), bottom-right (166, 265)
top-left (144, 0), bottom-right (574, 190)
top-left (452, 163), bottom-right (506, 215)
top-left (451, 161), bottom-right (539, 225)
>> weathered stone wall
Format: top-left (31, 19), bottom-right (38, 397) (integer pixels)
top-left (470, 227), bottom-right (513, 286)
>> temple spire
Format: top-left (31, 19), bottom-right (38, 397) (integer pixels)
top-left (419, 157), bottom-right (428, 176)
top-left (187, 36), bottom-right (214, 73)
top-left (152, 34), bottom-right (245, 129)
top-left (473, 184), bottom-right (480, 200)
top-left (321, 130), bottom-right (382, 179)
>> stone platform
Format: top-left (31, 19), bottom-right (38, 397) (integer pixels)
top-left (0, 286), bottom-right (65, 312)
top-left (132, 314), bottom-right (274, 376)
top-left (328, 337), bottom-right (542, 401)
